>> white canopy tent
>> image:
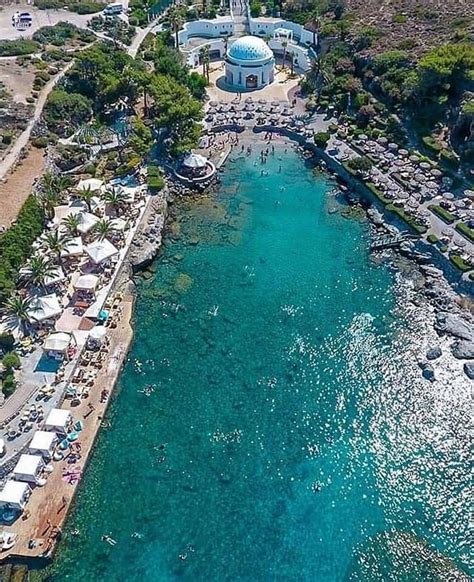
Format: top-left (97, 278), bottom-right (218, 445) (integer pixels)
top-left (87, 325), bottom-right (107, 349)
top-left (0, 481), bottom-right (31, 511)
top-left (85, 239), bottom-right (119, 264)
top-left (74, 274), bottom-right (100, 292)
top-left (12, 454), bottom-right (44, 484)
top-left (77, 178), bottom-right (103, 192)
top-left (61, 237), bottom-right (83, 258)
top-left (44, 408), bottom-right (72, 434)
top-left (183, 153), bottom-right (208, 169)
top-left (43, 332), bottom-right (74, 354)
top-left (110, 217), bottom-right (127, 232)
top-left (29, 431), bottom-right (58, 459)
top-left (77, 212), bottom-right (100, 235)
top-left (27, 294), bottom-right (62, 323)
top-left (44, 266), bottom-right (66, 287)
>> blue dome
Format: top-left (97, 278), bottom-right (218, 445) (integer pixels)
top-left (227, 36), bottom-right (273, 63)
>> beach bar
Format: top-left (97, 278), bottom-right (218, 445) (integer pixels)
top-left (44, 408), bottom-right (72, 435)
top-left (0, 481), bottom-right (31, 512)
top-left (12, 454), bottom-right (44, 484)
top-left (29, 431), bottom-right (58, 460)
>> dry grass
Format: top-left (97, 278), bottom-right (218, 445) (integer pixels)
top-left (346, 0), bottom-right (473, 57)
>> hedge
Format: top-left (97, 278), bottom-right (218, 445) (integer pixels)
top-left (428, 205), bottom-right (455, 224)
top-left (0, 196), bottom-right (45, 303)
top-left (455, 222), bottom-right (474, 243)
top-left (427, 234), bottom-right (439, 244)
top-left (386, 204), bottom-right (427, 234)
top-left (2, 374), bottom-right (17, 398)
top-left (450, 255), bottom-right (471, 272)
top-left (0, 40), bottom-right (40, 57)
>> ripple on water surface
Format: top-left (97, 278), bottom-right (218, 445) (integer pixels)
top-left (37, 146), bottom-right (471, 582)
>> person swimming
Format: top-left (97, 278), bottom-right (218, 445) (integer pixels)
top-left (102, 534), bottom-right (117, 546)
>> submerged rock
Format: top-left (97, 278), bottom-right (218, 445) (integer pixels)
top-left (464, 362), bottom-right (474, 380)
top-left (426, 347), bottom-right (442, 360)
top-left (451, 340), bottom-right (474, 360)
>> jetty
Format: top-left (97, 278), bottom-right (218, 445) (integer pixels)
top-left (370, 233), bottom-right (417, 251)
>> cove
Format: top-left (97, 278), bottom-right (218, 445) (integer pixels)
top-left (38, 144), bottom-right (471, 581)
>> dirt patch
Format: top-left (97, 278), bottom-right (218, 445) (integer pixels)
top-left (0, 60), bottom-right (36, 104)
top-left (0, 146), bottom-right (45, 228)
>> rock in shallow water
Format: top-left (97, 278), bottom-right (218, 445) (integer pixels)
top-left (464, 362), bottom-right (474, 380)
top-left (451, 340), bottom-right (474, 360)
top-left (426, 347), bottom-right (442, 360)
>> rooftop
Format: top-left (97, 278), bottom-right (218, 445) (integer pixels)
top-left (227, 36), bottom-right (273, 64)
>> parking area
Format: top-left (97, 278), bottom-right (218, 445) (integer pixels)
top-left (0, 4), bottom-right (97, 41)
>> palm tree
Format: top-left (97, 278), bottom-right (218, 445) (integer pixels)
top-left (62, 213), bottom-right (81, 236)
top-left (169, 8), bottom-right (183, 49)
top-left (306, 55), bottom-right (332, 99)
top-left (1, 295), bottom-right (32, 336)
top-left (44, 231), bottom-right (72, 264)
top-left (77, 185), bottom-right (95, 212)
top-left (101, 186), bottom-right (127, 212)
top-left (289, 51), bottom-right (295, 75)
top-left (199, 45), bottom-right (211, 81)
top-left (92, 219), bottom-right (116, 241)
top-left (281, 40), bottom-right (288, 70)
top-left (307, 9), bottom-right (321, 48)
top-left (20, 256), bottom-right (59, 291)
top-left (38, 188), bottom-right (60, 220)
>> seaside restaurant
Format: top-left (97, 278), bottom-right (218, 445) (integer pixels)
top-left (0, 480), bottom-right (31, 512)
top-left (44, 408), bottom-right (72, 436)
top-left (29, 430), bottom-right (58, 460)
top-left (43, 332), bottom-right (76, 362)
top-left (12, 454), bottom-right (45, 485)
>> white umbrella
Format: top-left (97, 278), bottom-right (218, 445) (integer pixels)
top-left (183, 153), bottom-right (208, 169)
top-left (77, 178), bottom-right (103, 192)
top-left (85, 239), bottom-right (119, 264)
top-left (27, 294), bottom-right (62, 323)
top-left (61, 237), bottom-right (83, 258)
top-left (74, 274), bottom-right (99, 291)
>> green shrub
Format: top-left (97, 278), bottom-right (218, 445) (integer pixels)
top-left (0, 196), bottom-right (45, 303)
top-left (67, 2), bottom-right (104, 14)
top-left (455, 222), bottom-right (474, 242)
top-left (427, 234), bottom-right (439, 244)
top-left (450, 255), bottom-right (471, 272)
top-left (0, 40), bottom-right (40, 57)
top-left (2, 374), bottom-right (17, 398)
top-left (26, 96), bottom-right (35, 104)
top-left (422, 136), bottom-right (442, 153)
top-left (0, 334), bottom-right (14, 352)
top-left (33, 22), bottom-right (95, 45)
top-left (314, 132), bottom-right (330, 148)
top-left (428, 205), bottom-right (455, 224)
top-left (2, 352), bottom-right (20, 370)
top-left (32, 136), bottom-right (49, 148)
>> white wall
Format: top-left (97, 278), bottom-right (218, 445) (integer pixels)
top-left (178, 18), bottom-right (234, 45)
top-left (249, 18), bottom-right (316, 46)
top-left (183, 39), bottom-right (226, 67)
top-left (268, 39), bottom-right (311, 72)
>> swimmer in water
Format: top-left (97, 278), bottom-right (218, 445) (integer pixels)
top-left (102, 535), bottom-right (117, 546)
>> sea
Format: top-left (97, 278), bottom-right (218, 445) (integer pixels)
top-left (35, 143), bottom-right (471, 581)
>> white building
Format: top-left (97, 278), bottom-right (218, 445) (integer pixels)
top-left (29, 430), bottom-right (58, 459)
top-left (0, 480), bottom-right (31, 511)
top-left (225, 36), bottom-right (275, 90)
top-left (12, 454), bottom-right (44, 484)
top-left (44, 408), bottom-right (72, 435)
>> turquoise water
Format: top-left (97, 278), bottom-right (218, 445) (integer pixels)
top-left (40, 145), bottom-right (471, 581)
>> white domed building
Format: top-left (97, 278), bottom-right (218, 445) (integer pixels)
top-left (225, 36), bottom-right (275, 90)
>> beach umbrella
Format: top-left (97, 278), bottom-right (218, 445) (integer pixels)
top-left (441, 228), bottom-right (453, 237)
top-left (399, 149), bottom-right (409, 156)
top-left (443, 192), bottom-right (454, 200)
top-left (431, 169), bottom-right (442, 177)
top-left (409, 154), bottom-right (419, 162)
top-left (426, 181), bottom-right (438, 190)
top-left (419, 161), bottom-right (431, 170)
top-left (271, 100), bottom-right (280, 107)
top-left (210, 101), bottom-right (218, 107)
top-left (388, 143), bottom-right (398, 151)
top-left (376, 136), bottom-right (388, 145)
top-left (258, 98), bottom-right (266, 104)
top-left (463, 189), bottom-right (474, 199)
top-left (394, 158), bottom-right (405, 166)
top-left (245, 97), bottom-right (253, 103)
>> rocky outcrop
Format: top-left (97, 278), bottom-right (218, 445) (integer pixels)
top-left (128, 193), bottom-right (168, 272)
top-left (464, 362), bottom-right (474, 380)
top-left (434, 313), bottom-right (474, 342)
